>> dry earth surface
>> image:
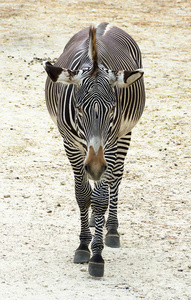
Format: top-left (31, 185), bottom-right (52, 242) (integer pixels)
top-left (0, 0), bottom-right (191, 299)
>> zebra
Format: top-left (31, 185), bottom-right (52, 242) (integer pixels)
top-left (43, 22), bottom-right (145, 277)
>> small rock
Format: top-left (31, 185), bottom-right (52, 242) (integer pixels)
top-left (23, 195), bottom-right (30, 199)
top-left (80, 267), bottom-right (87, 272)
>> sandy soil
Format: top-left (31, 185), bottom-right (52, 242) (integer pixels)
top-left (0, 0), bottom-right (191, 299)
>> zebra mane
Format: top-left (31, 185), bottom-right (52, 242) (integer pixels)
top-left (89, 26), bottom-right (98, 75)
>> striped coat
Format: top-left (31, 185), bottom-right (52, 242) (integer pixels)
top-left (44, 22), bottom-right (145, 277)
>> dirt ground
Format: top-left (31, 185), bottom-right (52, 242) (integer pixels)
top-left (0, 0), bottom-right (191, 299)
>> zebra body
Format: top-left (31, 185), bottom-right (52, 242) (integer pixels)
top-left (44, 22), bottom-right (145, 277)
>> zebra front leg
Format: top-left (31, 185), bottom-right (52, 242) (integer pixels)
top-left (65, 145), bottom-right (92, 263)
top-left (105, 133), bottom-right (131, 248)
top-left (88, 182), bottom-right (109, 277)
top-left (73, 173), bottom-right (93, 264)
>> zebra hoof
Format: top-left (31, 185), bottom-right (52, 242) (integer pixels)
top-left (73, 245), bottom-right (90, 264)
top-left (105, 229), bottom-right (120, 248)
top-left (88, 254), bottom-right (104, 277)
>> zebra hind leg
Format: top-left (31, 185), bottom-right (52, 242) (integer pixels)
top-left (105, 133), bottom-right (131, 248)
top-left (89, 212), bottom-right (105, 227)
top-left (105, 175), bottom-right (122, 248)
top-left (89, 212), bottom-right (95, 227)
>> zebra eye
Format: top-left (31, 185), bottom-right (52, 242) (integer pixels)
top-left (77, 106), bottom-right (83, 114)
top-left (110, 105), bottom-right (115, 115)
top-left (88, 86), bottom-right (94, 92)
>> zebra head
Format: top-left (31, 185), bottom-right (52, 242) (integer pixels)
top-left (43, 26), bottom-right (144, 181)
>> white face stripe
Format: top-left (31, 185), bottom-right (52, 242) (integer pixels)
top-left (94, 103), bottom-right (98, 114)
top-left (89, 136), bottom-right (102, 155)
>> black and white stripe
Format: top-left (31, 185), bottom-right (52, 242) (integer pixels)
top-left (44, 22), bottom-right (145, 277)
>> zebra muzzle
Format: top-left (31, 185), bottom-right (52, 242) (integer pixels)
top-left (84, 145), bottom-right (107, 181)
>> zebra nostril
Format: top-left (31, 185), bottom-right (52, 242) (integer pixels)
top-left (84, 165), bottom-right (89, 173)
top-left (103, 165), bottom-right (107, 172)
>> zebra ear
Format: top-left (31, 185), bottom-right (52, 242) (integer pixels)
top-left (109, 69), bottom-right (144, 87)
top-left (43, 61), bottom-right (83, 86)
